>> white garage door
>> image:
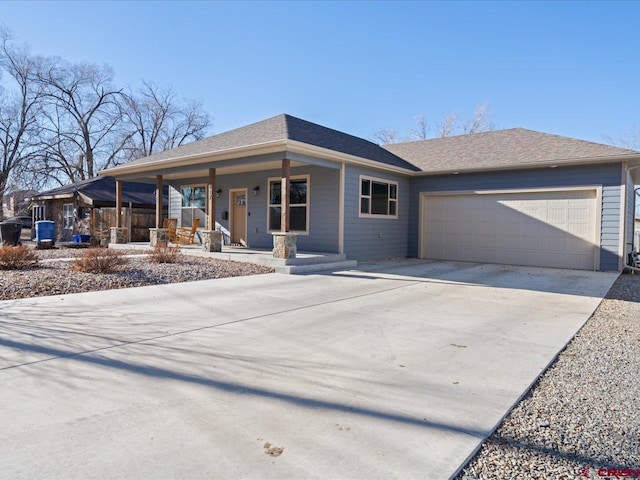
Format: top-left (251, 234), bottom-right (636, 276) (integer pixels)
top-left (421, 189), bottom-right (598, 270)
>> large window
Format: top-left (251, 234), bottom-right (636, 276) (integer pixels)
top-left (63, 203), bottom-right (74, 229)
top-left (359, 176), bottom-right (398, 218)
top-left (181, 185), bottom-right (207, 228)
top-left (268, 176), bottom-right (309, 233)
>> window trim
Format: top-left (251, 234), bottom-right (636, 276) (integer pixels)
top-left (62, 203), bottom-right (74, 230)
top-left (267, 174), bottom-right (310, 235)
top-left (358, 175), bottom-right (398, 219)
top-left (180, 184), bottom-right (208, 229)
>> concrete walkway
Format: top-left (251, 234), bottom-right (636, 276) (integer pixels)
top-left (0, 260), bottom-right (617, 479)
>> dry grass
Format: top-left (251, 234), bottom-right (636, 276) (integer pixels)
top-left (0, 245), bottom-right (39, 270)
top-left (147, 244), bottom-right (184, 263)
top-left (71, 248), bottom-right (129, 273)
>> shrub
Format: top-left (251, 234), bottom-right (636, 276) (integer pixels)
top-left (72, 248), bottom-right (128, 273)
top-left (0, 245), bottom-right (39, 270)
top-left (148, 244), bottom-right (184, 264)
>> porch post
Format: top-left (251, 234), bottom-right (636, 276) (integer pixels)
top-left (110, 179), bottom-right (127, 244)
top-left (281, 158), bottom-right (290, 232)
top-left (115, 180), bottom-right (122, 227)
top-left (149, 174), bottom-right (168, 247)
top-left (208, 168), bottom-right (216, 230)
top-left (272, 158), bottom-right (297, 259)
top-left (203, 167), bottom-right (222, 252)
top-left (155, 175), bottom-right (163, 228)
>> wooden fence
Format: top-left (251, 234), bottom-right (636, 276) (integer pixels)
top-left (92, 208), bottom-right (158, 243)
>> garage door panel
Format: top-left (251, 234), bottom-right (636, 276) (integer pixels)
top-left (422, 190), bottom-right (597, 270)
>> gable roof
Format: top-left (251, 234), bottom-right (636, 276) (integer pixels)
top-left (29, 176), bottom-right (166, 208)
top-left (105, 114), bottom-right (419, 173)
top-left (383, 128), bottom-right (640, 174)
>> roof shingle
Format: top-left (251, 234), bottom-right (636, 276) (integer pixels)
top-left (383, 128), bottom-right (639, 173)
top-left (117, 114), bottom-right (419, 172)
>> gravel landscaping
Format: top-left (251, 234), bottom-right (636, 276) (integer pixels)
top-left (457, 272), bottom-right (640, 479)
top-left (0, 246), bottom-right (274, 301)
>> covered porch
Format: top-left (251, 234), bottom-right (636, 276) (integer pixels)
top-left (102, 145), bottom-right (347, 262)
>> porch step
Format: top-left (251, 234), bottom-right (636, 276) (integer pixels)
top-left (275, 260), bottom-right (358, 275)
top-left (279, 252), bottom-right (348, 266)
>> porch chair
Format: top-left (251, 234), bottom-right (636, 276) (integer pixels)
top-left (163, 218), bottom-right (178, 242)
top-left (175, 218), bottom-right (199, 244)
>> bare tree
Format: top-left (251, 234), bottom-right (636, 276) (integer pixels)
top-left (0, 27), bottom-right (45, 219)
top-left (435, 112), bottom-right (458, 138)
top-left (376, 102), bottom-right (495, 144)
top-left (462, 101), bottom-right (494, 134)
top-left (36, 59), bottom-right (129, 183)
top-left (372, 128), bottom-right (400, 145)
top-left (121, 81), bottom-right (210, 162)
top-left (604, 127), bottom-right (640, 151)
top-left (408, 112), bottom-right (429, 140)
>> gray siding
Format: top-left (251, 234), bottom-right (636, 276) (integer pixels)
top-left (171, 165), bottom-right (340, 252)
top-left (409, 163), bottom-right (624, 271)
top-left (343, 165), bottom-right (410, 261)
top-left (168, 186), bottom-right (181, 225)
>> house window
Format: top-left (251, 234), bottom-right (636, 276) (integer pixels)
top-left (63, 203), bottom-right (74, 229)
top-left (359, 176), bottom-right (398, 218)
top-left (181, 185), bottom-right (207, 229)
top-left (268, 175), bottom-right (309, 233)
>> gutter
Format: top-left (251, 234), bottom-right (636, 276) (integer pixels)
top-left (411, 153), bottom-right (640, 177)
top-left (99, 140), bottom-right (289, 177)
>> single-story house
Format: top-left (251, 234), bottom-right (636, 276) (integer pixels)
top-left (2, 189), bottom-right (36, 219)
top-left (28, 176), bottom-right (168, 244)
top-left (100, 114), bottom-right (640, 271)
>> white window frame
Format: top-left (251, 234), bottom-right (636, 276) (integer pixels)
top-left (62, 203), bottom-right (74, 230)
top-left (358, 175), bottom-right (398, 219)
top-left (180, 184), bottom-right (208, 229)
top-left (267, 174), bottom-right (310, 235)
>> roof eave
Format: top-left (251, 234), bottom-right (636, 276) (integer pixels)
top-left (100, 138), bottom-right (418, 178)
top-left (99, 140), bottom-right (289, 177)
top-left (411, 153), bottom-right (640, 176)
top-left (28, 192), bottom-right (75, 201)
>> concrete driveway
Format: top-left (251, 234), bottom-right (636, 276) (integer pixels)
top-left (0, 260), bottom-right (617, 479)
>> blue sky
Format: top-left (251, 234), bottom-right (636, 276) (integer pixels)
top-left (1, 1), bottom-right (639, 144)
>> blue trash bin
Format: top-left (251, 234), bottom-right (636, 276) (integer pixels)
top-left (35, 220), bottom-right (55, 247)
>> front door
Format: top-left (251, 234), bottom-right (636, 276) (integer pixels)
top-left (230, 189), bottom-right (247, 246)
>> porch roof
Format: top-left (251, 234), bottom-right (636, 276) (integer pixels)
top-left (100, 114), bottom-right (419, 182)
top-left (28, 176), bottom-right (168, 208)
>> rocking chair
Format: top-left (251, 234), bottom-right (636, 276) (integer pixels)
top-left (175, 218), bottom-right (199, 244)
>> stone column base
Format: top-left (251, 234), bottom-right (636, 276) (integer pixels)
top-left (110, 227), bottom-right (128, 244)
top-left (149, 228), bottom-right (169, 247)
top-left (272, 233), bottom-right (297, 259)
top-left (202, 230), bottom-right (222, 252)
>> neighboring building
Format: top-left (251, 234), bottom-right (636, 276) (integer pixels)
top-left (100, 114), bottom-right (640, 271)
top-left (28, 177), bottom-right (167, 244)
top-left (2, 189), bottom-right (36, 219)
